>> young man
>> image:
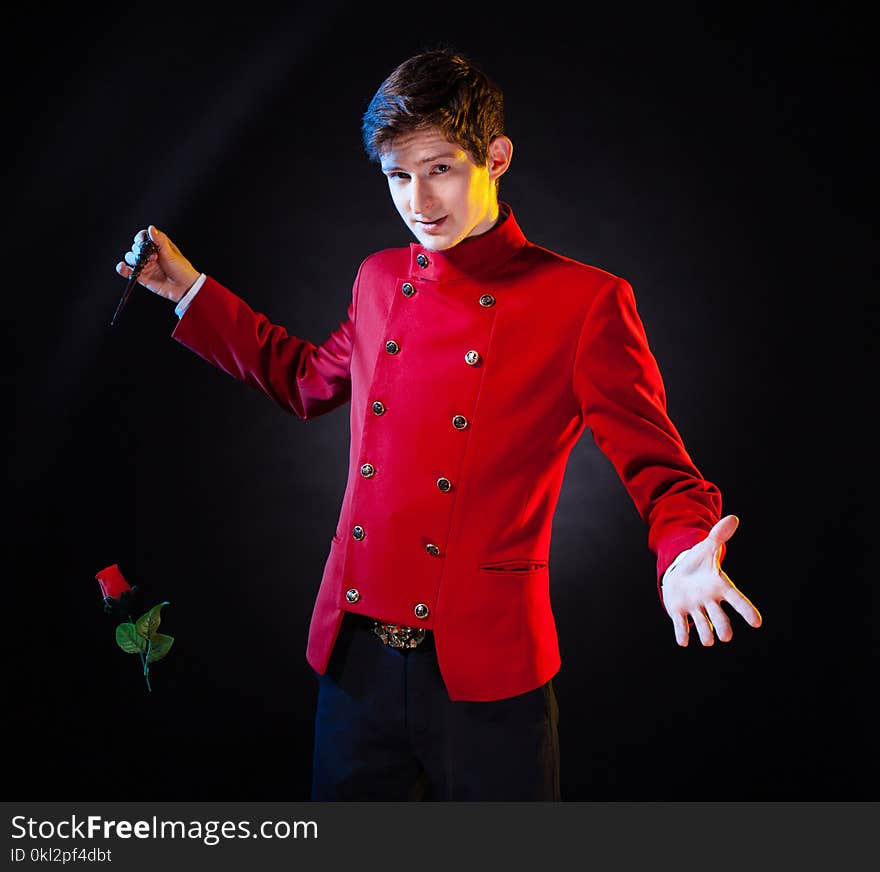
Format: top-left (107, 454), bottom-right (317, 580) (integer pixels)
top-left (115, 49), bottom-right (762, 801)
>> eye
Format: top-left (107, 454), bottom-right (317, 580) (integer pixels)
top-left (432, 164), bottom-right (451, 174)
top-left (387, 171), bottom-right (410, 181)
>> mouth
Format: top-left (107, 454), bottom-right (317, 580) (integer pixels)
top-left (415, 216), bottom-right (447, 232)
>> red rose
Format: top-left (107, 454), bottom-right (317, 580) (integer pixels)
top-left (96, 564), bottom-right (131, 600)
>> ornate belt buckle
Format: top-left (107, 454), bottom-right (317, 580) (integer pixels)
top-left (372, 621), bottom-right (426, 649)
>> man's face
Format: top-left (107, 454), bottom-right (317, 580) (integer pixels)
top-left (379, 127), bottom-right (507, 251)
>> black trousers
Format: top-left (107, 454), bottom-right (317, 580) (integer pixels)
top-left (310, 613), bottom-right (561, 801)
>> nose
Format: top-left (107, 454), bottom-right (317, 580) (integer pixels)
top-left (410, 177), bottom-right (435, 217)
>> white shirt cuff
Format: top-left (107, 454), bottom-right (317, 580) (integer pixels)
top-left (175, 273), bottom-right (207, 318)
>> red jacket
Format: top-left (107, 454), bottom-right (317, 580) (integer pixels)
top-left (172, 204), bottom-right (722, 701)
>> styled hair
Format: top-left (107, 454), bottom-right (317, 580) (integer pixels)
top-left (362, 48), bottom-right (504, 166)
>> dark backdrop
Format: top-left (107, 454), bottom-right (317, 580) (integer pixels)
top-left (6, 4), bottom-right (873, 801)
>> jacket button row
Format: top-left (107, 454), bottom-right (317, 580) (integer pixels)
top-left (386, 340), bottom-right (480, 366)
top-left (416, 253), bottom-right (429, 268)
top-left (401, 281), bottom-right (415, 297)
top-left (353, 527), bottom-right (446, 557)
top-left (351, 528), bottom-right (443, 555)
top-left (372, 405), bottom-right (467, 428)
top-left (360, 463), bottom-right (450, 491)
top-left (346, 589), bottom-right (427, 620)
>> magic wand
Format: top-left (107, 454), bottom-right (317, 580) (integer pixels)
top-left (110, 238), bottom-right (157, 326)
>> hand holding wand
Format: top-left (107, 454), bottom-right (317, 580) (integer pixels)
top-left (110, 238), bottom-right (157, 326)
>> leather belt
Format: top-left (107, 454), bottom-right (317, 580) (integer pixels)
top-left (371, 620), bottom-right (427, 649)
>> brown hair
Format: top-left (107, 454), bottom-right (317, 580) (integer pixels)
top-left (362, 48), bottom-right (504, 166)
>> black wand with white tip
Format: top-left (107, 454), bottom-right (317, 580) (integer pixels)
top-left (110, 238), bottom-right (157, 326)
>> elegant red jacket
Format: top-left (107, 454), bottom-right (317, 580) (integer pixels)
top-left (172, 204), bottom-right (722, 701)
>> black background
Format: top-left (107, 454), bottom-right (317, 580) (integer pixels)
top-left (6, 3), bottom-right (874, 801)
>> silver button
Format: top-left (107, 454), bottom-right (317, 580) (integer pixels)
top-left (345, 588), bottom-right (360, 603)
top-left (385, 339), bottom-right (400, 354)
top-left (352, 525), bottom-right (365, 541)
top-left (401, 282), bottom-right (415, 297)
top-left (479, 293), bottom-right (496, 307)
top-left (425, 543), bottom-right (440, 556)
top-left (417, 253), bottom-right (429, 268)
top-left (452, 415), bottom-right (468, 430)
top-left (360, 463), bottom-right (376, 478)
top-left (372, 400), bottom-right (386, 415)
top-left (414, 603), bottom-right (430, 620)
top-left (465, 350), bottom-right (480, 365)
top-left (437, 477), bottom-right (451, 492)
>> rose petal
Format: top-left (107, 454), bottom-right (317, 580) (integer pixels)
top-left (95, 563), bottom-right (131, 599)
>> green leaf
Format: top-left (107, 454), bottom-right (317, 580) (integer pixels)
top-left (115, 622), bottom-right (147, 654)
top-left (146, 633), bottom-right (174, 664)
top-left (135, 601), bottom-right (171, 640)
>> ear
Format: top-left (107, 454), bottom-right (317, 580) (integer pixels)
top-left (487, 135), bottom-right (513, 182)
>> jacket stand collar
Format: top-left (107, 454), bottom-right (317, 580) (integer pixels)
top-left (407, 202), bottom-right (526, 282)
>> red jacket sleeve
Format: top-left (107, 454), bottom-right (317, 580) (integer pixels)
top-left (572, 277), bottom-right (724, 588)
top-left (170, 272), bottom-right (358, 420)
